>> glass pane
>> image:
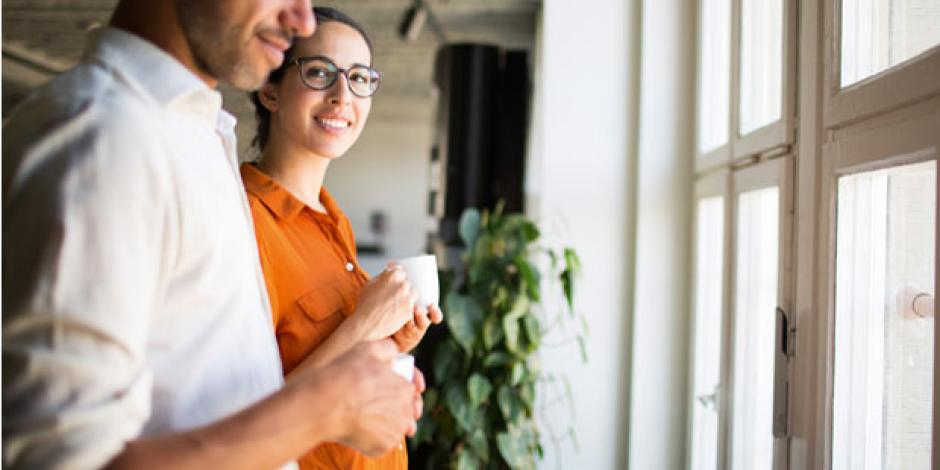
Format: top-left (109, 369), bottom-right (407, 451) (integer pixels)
top-left (730, 186), bottom-right (778, 470)
top-left (841, 0), bottom-right (940, 87)
top-left (739, 0), bottom-right (783, 136)
top-left (832, 160), bottom-right (936, 470)
top-left (697, 0), bottom-right (731, 154)
top-left (690, 196), bottom-right (725, 470)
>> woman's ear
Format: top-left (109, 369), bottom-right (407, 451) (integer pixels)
top-left (257, 82), bottom-right (279, 113)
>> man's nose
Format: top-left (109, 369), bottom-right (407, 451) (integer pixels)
top-left (282, 0), bottom-right (316, 38)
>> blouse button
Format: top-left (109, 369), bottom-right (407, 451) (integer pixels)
top-left (345, 262), bottom-right (354, 272)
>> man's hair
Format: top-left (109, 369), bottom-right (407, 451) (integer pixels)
top-left (251, 6), bottom-right (374, 151)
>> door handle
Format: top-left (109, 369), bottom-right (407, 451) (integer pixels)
top-left (696, 384), bottom-right (720, 411)
top-left (773, 307), bottom-right (794, 438)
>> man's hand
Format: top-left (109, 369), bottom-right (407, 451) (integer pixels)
top-left (289, 339), bottom-right (422, 457)
top-left (354, 266), bottom-right (416, 341)
top-left (392, 303), bottom-right (443, 352)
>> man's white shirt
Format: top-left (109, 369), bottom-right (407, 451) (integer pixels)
top-left (3, 27), bottom-right (289, 469)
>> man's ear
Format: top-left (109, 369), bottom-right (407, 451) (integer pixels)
top-left (257, 82), bottom-right (279, 112)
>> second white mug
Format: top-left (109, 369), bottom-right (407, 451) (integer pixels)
top-left (394, 254), bottom-right (439, 308)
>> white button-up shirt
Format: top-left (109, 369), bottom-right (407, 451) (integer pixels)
top-left (3, 28), bottom-right (287, 469)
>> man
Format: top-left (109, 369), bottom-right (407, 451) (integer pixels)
top-left (2, 0), bottom-right (422, 468)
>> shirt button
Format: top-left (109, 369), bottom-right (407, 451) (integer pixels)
top-left (345, 262), bottom-right (354, 272)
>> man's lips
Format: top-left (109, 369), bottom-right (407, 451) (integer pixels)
top-left (257, 30), bottom-right (291, 53)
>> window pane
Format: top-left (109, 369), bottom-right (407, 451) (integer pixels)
top-left (697, 0), bottom-right (731, 154)
top-left (832, 161), bottom-right (936, 470)
top-left (739, 0), bottom-right (783, 136)
top-left (841, 0), bottom-right (940, 87)
top-left (730, 186), bottom-right (778, 470)
top-left (690, 196), bottom-right (725, 470)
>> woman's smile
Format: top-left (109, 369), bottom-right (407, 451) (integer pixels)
top-left (314, 114), bottom-right (353, 134)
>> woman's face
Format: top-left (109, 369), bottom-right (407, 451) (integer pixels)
top-left (268, 21), bottom-right (373, 159)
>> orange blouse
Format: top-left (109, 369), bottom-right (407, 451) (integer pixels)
top-left (241, 163), bottom-right (407, 470)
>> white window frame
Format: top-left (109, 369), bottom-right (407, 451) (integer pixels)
top-left (726, 155), bottom-right (794, 470)
top-left (787, 1), bottom-right (940, 467)
top-left (730, 0), bottom-right (799, 162)
top-left (690, 0), bottom-right (799, 467)
top-left (696, 0), bottom-right (798, 169)
top-left (823, 0), bottom-right (940, 129)
top-left (695, 0), bottom-right (733, 173)
top-left (686, 169), bottom-right (733, 470)
top-left (697, 0), bottom-right (940, 468)
top-left (817, 96), bottom-right (940, 468)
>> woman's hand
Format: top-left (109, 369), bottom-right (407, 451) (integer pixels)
top-left (392, 303), bottom-right (444, 352)
top-left (355, 265), bottom-right (416, 341)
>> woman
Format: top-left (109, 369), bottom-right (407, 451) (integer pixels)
top-left (242, 7), bottom-right (443, 470)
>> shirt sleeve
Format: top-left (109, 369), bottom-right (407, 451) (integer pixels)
top-left (246, 199), bottom-right (281, 327)
top-left (2, 99), bottom-right (175, 469)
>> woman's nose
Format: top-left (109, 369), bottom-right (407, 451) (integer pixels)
top-left (327, 74), bottom-right (353, 105)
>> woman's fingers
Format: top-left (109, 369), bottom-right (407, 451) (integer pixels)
top-left (414, 308), bottom-right (431, 330)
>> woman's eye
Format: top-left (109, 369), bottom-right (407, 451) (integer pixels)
top-left (349, 73), bottom-right (369, 84)
top-left (306, 67), bottom-right (329, 79)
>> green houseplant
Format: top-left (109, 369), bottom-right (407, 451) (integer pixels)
top-left (413, 203), bottom-right (583, 469)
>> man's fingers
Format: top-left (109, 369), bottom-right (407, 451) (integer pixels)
top-left (369, 338), bottom-right (399, 362)
top-left (413, 367), bottom-right (426, 393)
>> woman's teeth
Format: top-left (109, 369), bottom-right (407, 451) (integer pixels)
top-left (317, 117), bottom-right (350, 129)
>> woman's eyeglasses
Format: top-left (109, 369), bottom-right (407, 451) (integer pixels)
top-left (288, 55), bottom-right (381, 98)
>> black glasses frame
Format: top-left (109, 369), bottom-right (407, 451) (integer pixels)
top-left (288, 55), bottom-right (381, 98)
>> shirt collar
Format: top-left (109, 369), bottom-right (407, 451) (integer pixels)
top-left (84, 27), bottom-right (226, 127)
top-left (241, 163), bottom-right (340, 223)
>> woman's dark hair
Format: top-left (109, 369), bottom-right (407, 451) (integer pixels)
top-left (251, 6), bottom-right (374, 151)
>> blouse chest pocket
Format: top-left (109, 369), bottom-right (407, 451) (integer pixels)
top-left (295, 281), bottom-right (357, 323)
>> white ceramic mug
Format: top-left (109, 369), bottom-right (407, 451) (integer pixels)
top-left (392, 353), bottom-right (415, 381)
top-left (394, 254), bottom-right (439, 308)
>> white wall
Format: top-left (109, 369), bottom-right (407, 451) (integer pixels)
top-left (533, 1), bottom-right (636, 468)
top-left (628, 0), bottom-right (695, 468)
top-left (324, 116), bottom-right (435, 275)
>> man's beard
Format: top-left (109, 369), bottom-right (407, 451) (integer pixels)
top-left (177, 0), bottom-right (269, 90)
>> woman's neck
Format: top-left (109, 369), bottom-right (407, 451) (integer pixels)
top-left (257, 139), bottom-right (331, 212)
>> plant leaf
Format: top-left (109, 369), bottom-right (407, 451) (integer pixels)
top-left (456, 447), bottom-right (480, 470)
top-left (445, 383), bottom-right (475, 433)
top-left (497, 386), bottom-right (522, 423)
top-left (522, 314), bottom-right (541, 350)
top-left (510, 361), bottom-right (525, 386)
top-left (459, 208), bottom-right (481, 247)
top-left (507, 294), bottom-right (530, 321)
top-left (560, 269), bottom-right (574, 312)
top-left (563, 246), bottom-right (581, 274)
top-left (525, 355), bottom-right (542, 381)
top-left (433, 339), bottom-right (461, 383)
top-left (467, 373), bottom-right (493, 406)
top-left (413, 412), bottom-right (437, 446)
top-left (503, 315), bottom-right (520, 353)
top-left (520, 220), bottom-right (540, 242)
top-left (482, 351), bottom-right (513, 368)
top-left (496, 429), bottom-right (527, 469)
top-left (482, 314), bottom-right (504, 350)
top-left (467, 428), bottom-right (490, 462)
top-left (519, 381), bottom-right (536, 412)
top-left (446, 292), bottom-right (483, 352)
top-left (517, 259), bottom-right (541, 301)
